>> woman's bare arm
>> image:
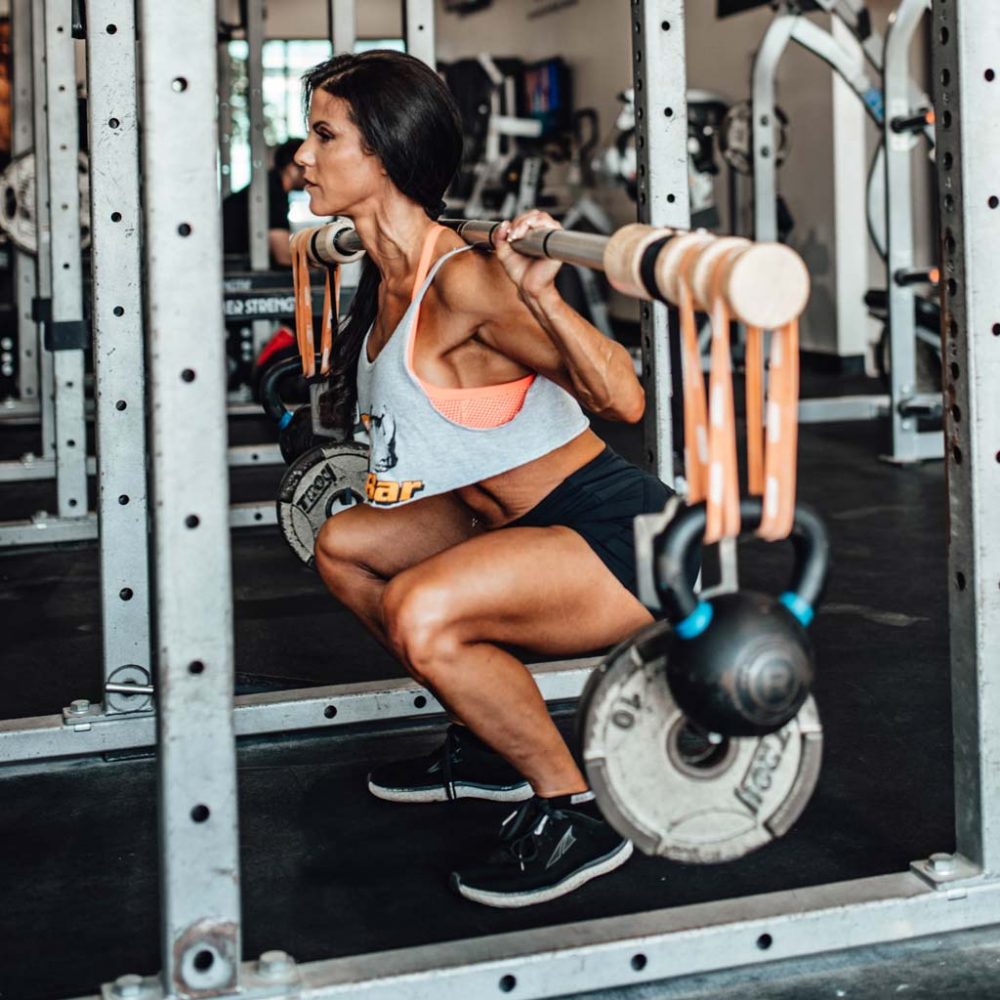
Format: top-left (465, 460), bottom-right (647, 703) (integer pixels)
top-left (436, 215), bottom-right (645, 423)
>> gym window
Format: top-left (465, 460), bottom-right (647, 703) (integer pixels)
top-left (223, 37), bottom-right (405, 192)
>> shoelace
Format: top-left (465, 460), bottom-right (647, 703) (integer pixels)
top-left (500, 800), bottom-right (555, 871)
top-left (439, 727), bottom-right (462, 802)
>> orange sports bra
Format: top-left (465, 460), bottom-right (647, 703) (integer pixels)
top-left (407, 225), bottom-right (535, 429)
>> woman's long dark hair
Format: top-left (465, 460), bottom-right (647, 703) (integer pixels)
top-left (303, 50), bottom-right (464, 434)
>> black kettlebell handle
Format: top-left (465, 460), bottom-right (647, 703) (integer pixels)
top-left (654, 498), bottom-right (830, 638)
top-left (259, 354), bottom-right (321, 428)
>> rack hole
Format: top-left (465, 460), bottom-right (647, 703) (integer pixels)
top-left (940, 26), bottom-right (949, 44)
top-left (943, 151), bottom-right (954, 170)
top-left (993, 324), bottom-right (1000, 336)
top-left (189, 660), bottom-right (205, 675)
top-left (113, 306), bottom-right (125, 317)
top-left (414, 695), bottom-right (428, 709)
top-left (178, 223), bottom-right (193, 237)
top-left (631, 954), bottom-right (648, 971)
top-left (947, 278), bottom-right (958, 297)
top-left (181, 369), bottom-right (196, 382)
top-left (172, 77), bottom-right (188, 93)
top-left (987, 69), bottom-right (996, 83)
top-left (68, 498), bottom-right (78, 508)
top-left (941, 68), bottom-right (951, 86)
top-left (111, 212), bottom-right (122, 223)
top-left (990, 196), bottom-right (1000, 210)
top-left (116, 400), bottom-right (127, 411)
top-left (118, 495), bottom-right (129, 505)
top-left (191, 805), bottom-right (210, 824)
top-left (757, 934), bottom-right (773, 951)
top-left (664, 107), bottom-right (673, 117)
top-left (950, 362), bottom-right (960, 379)
top-left (956, 572), bottom-right (967, 591)
top-left (661, 20), bottom-right (671, 30)
top-left (953, 445), bottom-right (963, 465)
top-left (324, 705), bottom-right (338, 719)
top-left (193, 949), bottom-right (214, 971)
top-left (106, 23), bottom-right (118, 34)
top-left (119, 588), bottom-right (133, 601)
top-left (499, 975), bottom-right (517, 993)
top-left (185, 515), bottom-right (200, 529)
top-left (951, 405), bottom-right (962, 423)
top-left (942, 110), bottom-right (953, 128)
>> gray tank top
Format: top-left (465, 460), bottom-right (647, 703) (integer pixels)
top-left (355, 245), bottom-right (589, 507)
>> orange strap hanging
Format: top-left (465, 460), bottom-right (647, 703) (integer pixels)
top-left (289, 228), bottom-right (340, 379)
top-left (758, 317), bottom-right (799, 540)
top-left (744, 324), bottom-right (765, 497)
top-left (676, 262), bottom-right (710, 505)
top-left (704, 268), bottom-right (741, 544)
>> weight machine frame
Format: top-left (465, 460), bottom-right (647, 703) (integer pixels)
top-left (3, 1), bottom-right (999, 998)
top-left (752, 0), bottom-right (943, 463)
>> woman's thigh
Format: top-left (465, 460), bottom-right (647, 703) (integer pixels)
top-left (315, 491), bottom-right (483, 580)
top-left (387, 525), bottom-right (654, 656)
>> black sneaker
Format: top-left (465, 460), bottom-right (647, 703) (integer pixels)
top-left (367, 725), bottom-right (533, 803)
top-left (450, 795), bottom-right (634, 907)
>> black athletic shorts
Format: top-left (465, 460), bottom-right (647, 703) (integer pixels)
top-left (508, 446), bottom-right (673, 598)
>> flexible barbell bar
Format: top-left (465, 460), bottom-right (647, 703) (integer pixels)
top-left (304, 217), bottom-right (811, 329)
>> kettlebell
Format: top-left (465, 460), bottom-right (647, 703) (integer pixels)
top-left (259, 353), bottom-right (325, 464)
top-left (653, 497), bottom-right (830, 737)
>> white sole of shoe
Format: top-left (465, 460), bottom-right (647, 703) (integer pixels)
top-left (367, 779), bottom-right (534, 804)
top-left (452, 839), bottom-right (635, 908)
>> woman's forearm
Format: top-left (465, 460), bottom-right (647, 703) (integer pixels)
top-left (522, 286), bottom-right (645, 423)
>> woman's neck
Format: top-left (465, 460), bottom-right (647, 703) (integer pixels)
top-left (351, 197), bottom-right (438, 290)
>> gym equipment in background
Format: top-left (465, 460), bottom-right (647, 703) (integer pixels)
top-left (0, 150), bottom-right (91, 254)
top-left (748, 0), bottom-right (941, 463)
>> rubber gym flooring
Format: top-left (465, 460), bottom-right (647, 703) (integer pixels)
top-left (2, 371), bottom-right (993, 1000)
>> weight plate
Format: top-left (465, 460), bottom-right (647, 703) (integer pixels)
top-left (0, 150), bottom-right (91, 255)
top-left (107, 664), bottom-right (153, 714)
top-left (579, 620), bottom-right (822, 864)
top-left (276, 441), bottom-right (369, 567)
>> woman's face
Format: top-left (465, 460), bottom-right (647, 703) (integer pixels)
top-left (295, 90), bottom-right (385, 217)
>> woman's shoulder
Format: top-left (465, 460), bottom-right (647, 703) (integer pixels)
top-left (433, 235), bottom-right (512, 316)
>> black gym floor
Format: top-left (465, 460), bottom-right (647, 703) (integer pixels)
top-left (1, 374), bottom-right (986, 1000)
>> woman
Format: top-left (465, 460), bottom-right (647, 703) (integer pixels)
top-left (296, 50), bottom-right (672, 908)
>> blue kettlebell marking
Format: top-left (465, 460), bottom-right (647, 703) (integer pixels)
top-left (676, 601), bottom-right (713, 640)
top-left (278, 410), bottom-right (294, 430)
top-left (780, 591), bottom-right (814, 628)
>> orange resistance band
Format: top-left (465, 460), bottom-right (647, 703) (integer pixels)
top-left (676, 252), bottom-right (711, 506)
top-left (758, 317), bottom-right (799, 541)
top-left (677, 248), bottom-right (802, 544)
top-left (289, 228), bottom-right (341, 379)
top-left (745, 324), bottom-right (765, 497)
top-left (704, 264), bottom-right (741, 545)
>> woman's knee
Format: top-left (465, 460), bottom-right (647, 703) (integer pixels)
top-left (382, 575), bottom-right (462, 682)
